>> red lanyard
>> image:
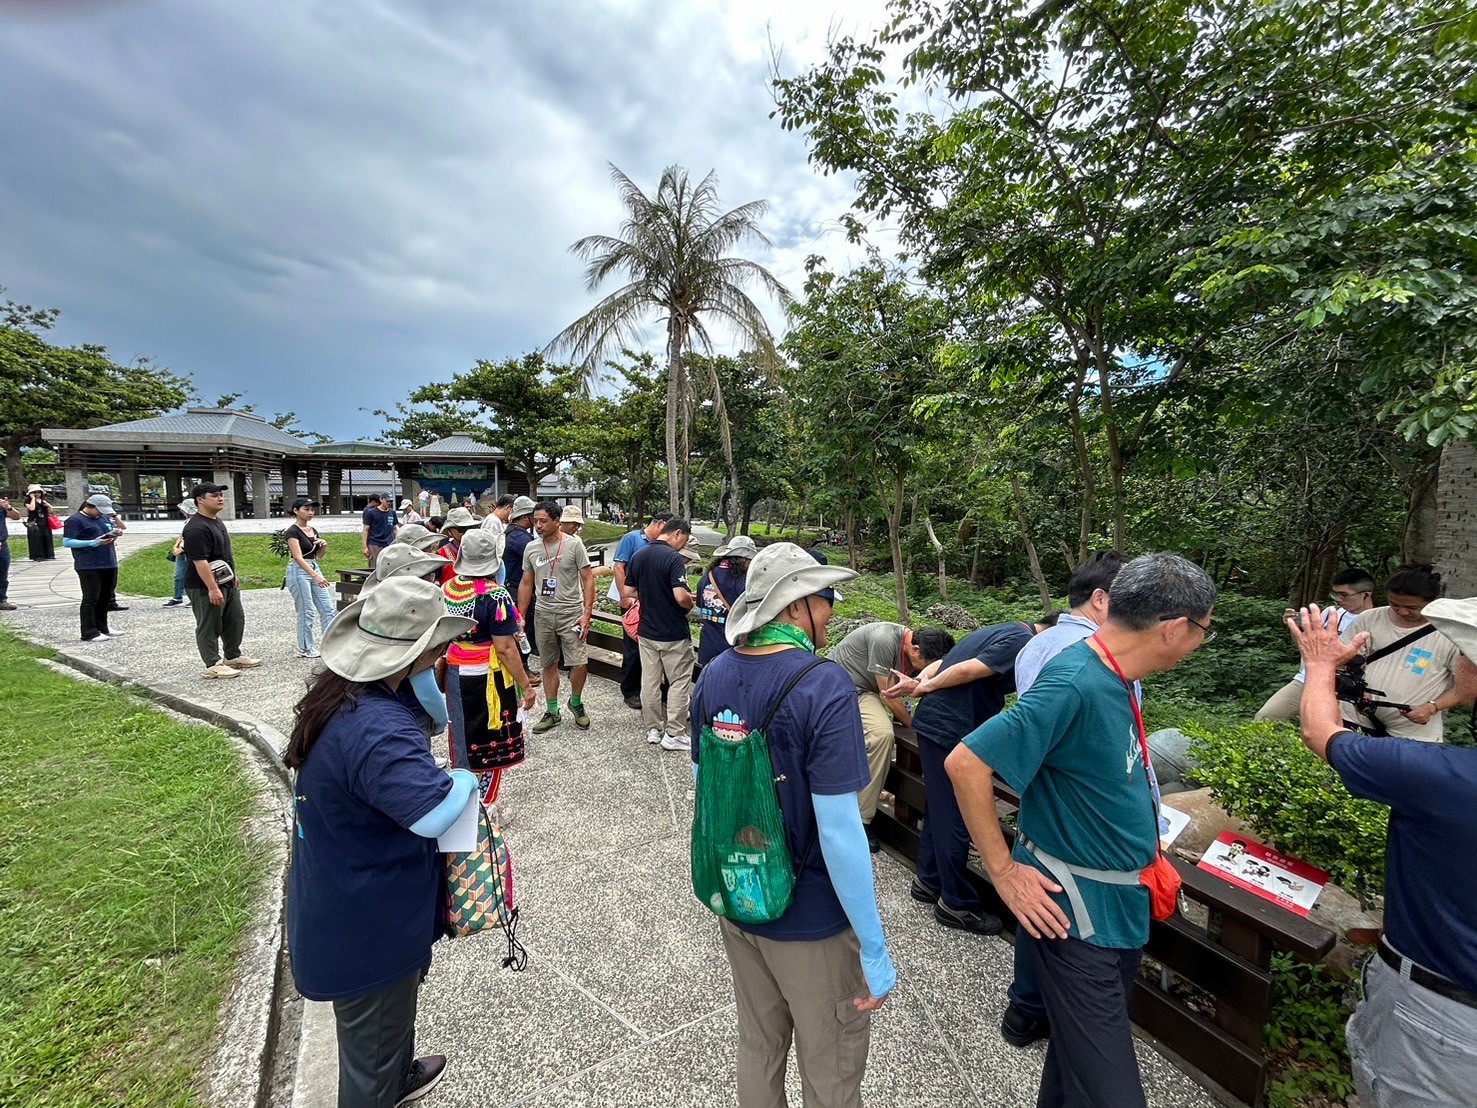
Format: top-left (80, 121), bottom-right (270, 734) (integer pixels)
top-left (541, 534), bottom-right (564, 565)
top-left (1090, 633), bottom-right (1152, 776)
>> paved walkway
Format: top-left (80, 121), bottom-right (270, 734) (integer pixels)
top-left (0, 538), bottom-right (1220, 1108)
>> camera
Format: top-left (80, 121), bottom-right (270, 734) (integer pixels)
top-left (1334, 657), bottom-right (1370, 704)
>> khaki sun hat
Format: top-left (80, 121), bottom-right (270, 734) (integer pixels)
top-left (393, 523), bottom-right (446, 552)
top-left (26, 483), bottom-right (43, 494)
top-left (559, 503), bottom-right (584, 525)
top-left (510, 495), bottom-right (537, 520)
top-left (455, 528), bottom-right (506, 578)
top-left (679, 537), bottom-right (703, 563)
top-left (442, 506), bottom-right (479, 531)
top-left (320, 577), bottom-right (473, 683)
top-left (715, 535), bottom-right (759, 560)
top-left (724, 541), bottom-right (856, 645)
top-left (1423, 597), bottom-right (1477, 665)
top-left (363, 543), bottom-right (451, 591)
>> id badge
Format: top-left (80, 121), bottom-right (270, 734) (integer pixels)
top-left (541, 577), bottom-right (557, 598)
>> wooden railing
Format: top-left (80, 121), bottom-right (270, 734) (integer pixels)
top-left (875, 727), bottom-right (1335, 1107)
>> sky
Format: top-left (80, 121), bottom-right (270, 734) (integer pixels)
top-left (0, 0), bottom-right (894, 440)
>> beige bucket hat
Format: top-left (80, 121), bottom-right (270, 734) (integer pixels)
top-left (715, 535), bottom-right (759, 560)
top-left (320, 577), bottom-right (474, 683)
top-left (393, 523), bottom-right (446, 552)
top-left (510, 495), bottom-right (537, 520)
top-left (442, 507), bottom-right (479, 531)
top-left (363, 543), bottom-right (451, 591)
top-left (1424, 597), bottom-right (1477, 665)
top-left (559, 503), bottom-right (584, 525)
top-left (724, 542), bottom-right (856, 645)
top-left (455, 528), bottom-right (506, 578)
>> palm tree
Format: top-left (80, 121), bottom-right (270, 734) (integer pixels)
top-left (548, 164), bottom-right (791, 525)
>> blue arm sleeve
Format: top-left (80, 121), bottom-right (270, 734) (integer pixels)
top-left (62, 537), bottom-right (102, 548)
top-left (408, 667), bottom-right (450, 733)
top-left (812, 792), bottom-right (896, 999)
top-left (408, 768), bottom-right (477, 838)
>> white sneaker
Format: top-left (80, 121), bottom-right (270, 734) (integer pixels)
top-left (84, 633), bottom-right (111, 641)
top-left (294, 649), bottom-right (321, 659)
top-left (105, 630), bottom-right (126, 638)
top-left (646, 728), bottom-right (664, 745)
top-left (202, 664), bottom-right (240, 679)
top-left (660, 733), bottom-right (691, 752)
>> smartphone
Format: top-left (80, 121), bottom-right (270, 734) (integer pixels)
top-left (867, 662), bottom-right (894, 676)
top-left (1283, 607), bottom-right (1299, 626)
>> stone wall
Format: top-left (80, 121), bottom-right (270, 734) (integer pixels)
top-left (1435, 436), bottom-right (1477, 597)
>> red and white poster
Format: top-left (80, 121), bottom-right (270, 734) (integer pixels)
top-left (1197, 832), bottom-right (1330, 917)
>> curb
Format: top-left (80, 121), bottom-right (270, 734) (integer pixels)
top-left (42, 645), bottom-right (296, 1108)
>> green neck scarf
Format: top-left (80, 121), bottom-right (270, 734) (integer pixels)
top-left (744, 621), bottom-right (816, 653)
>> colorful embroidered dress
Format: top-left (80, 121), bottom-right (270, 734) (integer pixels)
top-left (443, 575), bottom-right (526, 802)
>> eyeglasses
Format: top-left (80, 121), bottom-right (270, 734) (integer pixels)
top-left (1331, 589), bottom-right (1370, 601)
top-left (1160, 614), bottom-right (1216, 644)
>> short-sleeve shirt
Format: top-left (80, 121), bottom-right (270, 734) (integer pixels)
top-left (443, 576), bottom-right (519, 671)
top-left (964, 640), bottom-right (1157, 949)
top-left (287, 686), bottom-right (452, 1001)
top-left (1328, 733), bottom-right (1477, 991)
top-left (694, 563), bottom-right (748, 665)
top-left (828, 622), bottom-right (908, 694)
top-left (502, 526), bottom-right (532, 594)
top-left (628, 542), bottom-right (693, 642)
top-left (522, 533), bottom-right (590, 619)
top-left (610, 530), bottom-right (649, 602)
top-left (690, 649), bottom-right (870, 942)
top-left (181, 515), bottom-right (234, 590)
top-left (1340, 607), bottom-right (1461, 740)
top-left (63, 512), bottom-right (117, 571)
top-left (284, 524), bottom-right (325, 562)
top-left (362, 506), bottom-right (397, 547)
top-left (911, 622), bottom-right (1036, 746)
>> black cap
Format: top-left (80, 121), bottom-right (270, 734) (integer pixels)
top-left (191, 482), bottom-right (228, 498)
top-left (290, 497), bottom-right (319, 511)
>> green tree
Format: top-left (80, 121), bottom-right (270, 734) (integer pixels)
top-left (0, 292), bottom-right (191, 490)
top-left (548, 164), bottom-right (791, 523)
top-left (568, 353), bottom-right (668, 519)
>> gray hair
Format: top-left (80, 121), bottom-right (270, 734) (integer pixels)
top-left (1106, 553), bottom-right (1217, 632)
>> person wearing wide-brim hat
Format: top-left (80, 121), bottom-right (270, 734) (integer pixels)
top-left (442, 529), bottom-right (537, 811)
top-left (284, 577), bottom-right (477, 1108)
top-left (283, 497), bottom-right (336, 659)
top-left (690, 542), bottom-right (896, 1102)
top-left (558, 502), bottom-right (584, 537)
top-left (393, 523), bottom-right (447, 554)
top-left (364, 544), bottom-right (451, 593)
top-left (23, 483), bottom-right (55, 562)
top-left (694, 535), bottom-right (759, 669)
top-left (1288, 597), bottom-right (1477, 1108)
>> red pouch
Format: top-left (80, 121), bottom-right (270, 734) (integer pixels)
top-left (621, 602), bottom-right (641, 637)
top-left (1140, 851), bottom-right (1182, 921)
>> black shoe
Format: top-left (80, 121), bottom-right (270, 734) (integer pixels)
top-left (1001, 1003), bottom-right (1051, 1048)
top-left (909, 877), bottom-right (939, 904)
top-left (624, 695), bottom-right (642, 709)
top-left (108, 604), bottom-right (129, 611)
top-left (934, 901), bottom-right (1002, 935)
top-left (396, 1055), bottom-right (446, 1105)
top-left (865, 824), bottom-right (880, 854)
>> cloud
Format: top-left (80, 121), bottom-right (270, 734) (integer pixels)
top-left (0, 0), bottom-right (893, 438)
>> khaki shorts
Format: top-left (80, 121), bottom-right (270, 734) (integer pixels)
top-left (535, 611), bottom-right (588, 668)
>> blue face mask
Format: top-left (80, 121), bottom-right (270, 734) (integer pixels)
top-left (408, 667), bottom-right (449, 733)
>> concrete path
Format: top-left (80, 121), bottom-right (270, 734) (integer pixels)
top-left (0, 535), bottom-right (1221, 1108)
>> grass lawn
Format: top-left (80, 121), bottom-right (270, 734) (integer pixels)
top-left (117, 533), bottom-right (360, 596)
top-left (0, 628), bottom-right (265, 1106)
top-left (579, 520), bottom-right (629, 544)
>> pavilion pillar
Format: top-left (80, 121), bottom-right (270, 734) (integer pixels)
top-left (326, 467), bottom-right (343, 515)
top-left (65, 468), bottom-right (88, 512)
top-left (306, 464), bottom-right (323, 507)
top-left (282, 461), bottom-right (300, 502)
top-left (162, 469), bottom-right (185, 507)
top-left (119, 461), bottom-right (141, 517)
top-left (252, 467), bottom-right (271, 519)
top-left (216, 468), bottom-right (238, 520)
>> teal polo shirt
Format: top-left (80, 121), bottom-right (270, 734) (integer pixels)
top-left (962, 638), bottom-right (1158, 949)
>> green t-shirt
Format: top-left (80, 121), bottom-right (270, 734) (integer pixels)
top-left (522, 533), bottom-right (591, 618)
top-left (962, 638), bottom-right (1157, 950)
top-left (827, 621), bottom-right (907, 694)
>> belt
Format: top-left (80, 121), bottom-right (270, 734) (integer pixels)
top-left (1018, 834), bottom-right (1140, 942)
top-left (1379, 938), bottom-right (1477, 1011)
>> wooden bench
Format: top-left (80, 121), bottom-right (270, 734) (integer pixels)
top-left (874, 727), bottom-right (1335, 1107)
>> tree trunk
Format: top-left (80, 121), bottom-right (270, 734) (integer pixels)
top-left (1435, 437), bottom-right (1477, 596)
top-left (665, 323), bottom-right (684, 510)
top-left (882, 472), bottom-right (909, 624)
top-left (845, 509), bottom-right (859, 572)
top-left (3, 436), bottom-right (26, 493)
top-left (703, 360), bottom-right (741, 539)
top-left (1065, 365), bottom-right (1095, 562)
top-left (1401, 450), bottom-right (1442, 564)
top-left (922, 515), bottom-right (948, 601)
top-left (1012, 475), bottom-right (1053, 614)
top-left (970, 541), bottom-right (980, 586)
top-left (776, 501), bottom-right (790, 535)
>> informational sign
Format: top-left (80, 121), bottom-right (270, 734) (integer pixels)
top-left (1198, 832), bottom-right (1329, 916)
top-left (1158, 804), bottom-right (1190, 849)
top-left (418, 464), bottom-right (487, 480)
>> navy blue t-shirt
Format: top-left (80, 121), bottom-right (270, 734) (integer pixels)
top-left (690, 648), bottom-right (869, 942)
top-left (503, 526), bottom-right (532, 593)
top-left (695, 565), bottom-right (747, 666)
top-left (288, 686), bottom-right (452, 1001)
top-left (911, 621), bottom-right (1035, 747)
top-left (63, 512), bottom-right (117, 571)
top-left (628, 542), bottom-right (692, 642)
top-left (1328, 733), bottom-right (1477, 991)
top-left (362, 506), bottom-right (397, 547)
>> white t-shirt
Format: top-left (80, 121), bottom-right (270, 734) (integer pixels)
top-left (1339, 606), bottom-right (1461, 741)
top-left (1292, 607), bottom-right (1360, 682)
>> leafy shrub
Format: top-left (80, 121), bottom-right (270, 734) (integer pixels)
top-left (1186, 719), bottom-right (1388, 903)
top-left (1149, 593), bottom-right (1298, 706)
top-left (1263, 953), bottom-right (1358, 1108)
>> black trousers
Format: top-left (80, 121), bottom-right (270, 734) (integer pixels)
top-left (77, 568), bottom-right (117, 640)
top-left (914, 733), bottom-right (983, 912)
top-left (620, 631), bottom-right (642, 699)
top-left (331, 968), bottom-right (421, 1108)
top-left (1026, 934), bottom-right (1146, 1108)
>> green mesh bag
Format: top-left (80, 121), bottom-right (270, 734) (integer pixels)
top-left (691, 659), bottom-right (824, 924)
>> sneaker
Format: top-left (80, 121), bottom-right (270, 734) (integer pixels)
top-left (82, 633), bottom-right (111, 642)
top-left (624, 695), bottom-right (642, 710)
top-left (646, 728), bottom-right (664, 745)
top-left (570, 702), bottom-right (591, 729)
top-left (107, 604), bottom-right (129, 612)
top-left (659, 733), bottom-right (690, 752)
top-left (202, 664), bottom-right (240, 679)
top-left (909, 877), bottom-right (939, 904)
top-left (395, 1055), bottom-right (447, 1106)
top-left (934, 901), bottom-right (1002, 935)
top-left (1001, 1003), bottom-right (1051, 1048)
top-left (224, 655), bottom-right (262, 669)
top-left (105, 629), bottom-right (125, 638)
top-left (433, 756), bottom-right (449, 770)
top-left (865, 823), bottom-right (880, 854)
top-left (162, 597), bottom-right (185, 607)
top-left (294, 649), bottom-right (321, 659)
top-left (532, 711), bottom-right (561, 734)
top-left (0, 601), bottom-right (16, 611)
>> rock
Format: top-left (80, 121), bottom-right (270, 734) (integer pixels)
top-left (1148, 727), bottom-right (1195, 790)
top-left (828, 612), bottom-right (880, 640)
top-left (1161, 787), bottom-right (1256, 861)
top-left (1310, 884), bottom-right (1384, 975)
top-left (923, 603), bottom-right (980, 632)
